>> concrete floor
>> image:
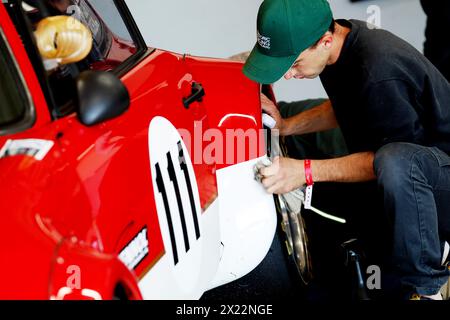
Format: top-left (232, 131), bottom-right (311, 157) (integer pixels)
top-left (126, 0), bottom-right (426, 103)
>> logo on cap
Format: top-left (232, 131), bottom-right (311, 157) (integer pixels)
top-left (257, 31), bottom-right (271, 50)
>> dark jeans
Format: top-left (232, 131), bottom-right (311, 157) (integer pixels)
top-left (374, 142), bottom-right (450, 295)
top-left (279, 100), bottom-right (450, 297)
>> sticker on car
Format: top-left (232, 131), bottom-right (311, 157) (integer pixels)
top-left (0, 139), bottom-right (54, 160)
top-left (119, 227), bottom-right (149, 270)
top-left (148, 116), bottom-right (204, 285)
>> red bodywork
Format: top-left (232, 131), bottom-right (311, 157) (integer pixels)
top-left (0, 1), bottom-right (264, 299)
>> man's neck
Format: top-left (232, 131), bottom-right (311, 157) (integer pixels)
top-left (328, 23), bottom-right (351, 65)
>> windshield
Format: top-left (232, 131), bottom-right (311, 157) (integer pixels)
top-left (8, 0), bottom-right (139, 116)
top-left (23, 0), bottom-right (138, 69)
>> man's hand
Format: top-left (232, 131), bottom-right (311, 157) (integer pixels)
top-left (228, 51), bottom-right (251, 62)
top-left (260, 94), bottom-right (288, 135)
top-left (259, 157), bottom-right (305, 194)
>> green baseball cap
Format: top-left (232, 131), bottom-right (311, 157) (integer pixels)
top-left (243, 0), bottom-right (333, 84)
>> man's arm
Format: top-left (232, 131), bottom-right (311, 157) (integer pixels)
top-left (260, 152), bottom-right (376, 194)
top-left (312, 152), bottom-right (376, 183)
top-left (261, 94), bottom-right (339, 136)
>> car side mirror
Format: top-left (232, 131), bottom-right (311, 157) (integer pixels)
top-left (76, 71), bottom-right (130, 126)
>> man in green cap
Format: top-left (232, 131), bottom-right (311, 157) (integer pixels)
top-left (245, 0), bottom-right (450, 300)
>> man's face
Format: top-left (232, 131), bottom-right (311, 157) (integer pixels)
top-left (283, 38), bottom-right (331, 80)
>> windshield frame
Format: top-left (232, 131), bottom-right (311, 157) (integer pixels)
top-left (0, 27), bottom-right (36, 136)
top-left (111, 0), bottom-right (151, 77)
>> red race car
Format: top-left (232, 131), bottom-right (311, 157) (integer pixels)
top-left (0, 0), bottom-right (277, 299)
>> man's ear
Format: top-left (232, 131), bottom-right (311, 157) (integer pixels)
top-left (320, 32), bottom-right (334, 49)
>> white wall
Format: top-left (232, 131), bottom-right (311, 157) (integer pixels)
top-left (126, 0), bottom-right (426, 102)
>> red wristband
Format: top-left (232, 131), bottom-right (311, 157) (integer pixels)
top-left (304, 159), bottom-right (314, 186)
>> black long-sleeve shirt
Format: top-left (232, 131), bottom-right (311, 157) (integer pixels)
top-left (320, 19), bottom-right (450, 154)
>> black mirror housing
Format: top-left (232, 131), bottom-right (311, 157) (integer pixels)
top-left (76, 71), bottom-right (130, 126)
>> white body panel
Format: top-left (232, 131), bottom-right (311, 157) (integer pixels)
top-left (139, 200), bottom-right (221, 300)
top-left (142, 117), bottom-right (276, 299)
top-left (209, 157), bottom-right (277, 289)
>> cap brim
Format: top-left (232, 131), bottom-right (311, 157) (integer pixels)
top-left (243, 44), bottom-right (298, 84)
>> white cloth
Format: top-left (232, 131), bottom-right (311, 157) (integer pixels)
top-left (254, 157), bottom-right (346, 224)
